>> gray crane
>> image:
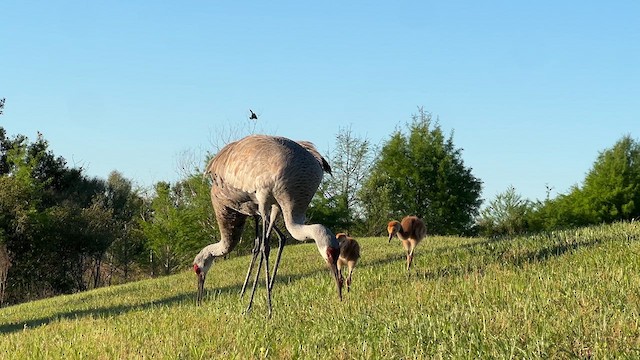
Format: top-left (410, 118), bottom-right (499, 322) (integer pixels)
top-left (387, 215), bottom-right (427, 270)
top-left (193, 135), bottom-right (342, 315)
top-left (202, 169), bottom-right (285, 303)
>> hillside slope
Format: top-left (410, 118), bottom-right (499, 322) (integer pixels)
top-left (2, 222), bottom-right (640, 359)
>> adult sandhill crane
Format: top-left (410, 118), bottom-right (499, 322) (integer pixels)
top-left (335, 233), bottom-right (361, 292)
top-left (387, 216), bottom-right (427, 271)
top-left (203, 169), bottom-right (287, 300)
top-left (193, 135), bottom-right (342, 315)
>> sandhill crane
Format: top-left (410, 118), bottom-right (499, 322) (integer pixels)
top-left (193, 135), bottom-right (342, 315)
top-left (387, 216), bottom-right (427, 271)
top-left (335, 233), bottom-right (361, 292)
top-left (202, 167), bottom-right (287, 301)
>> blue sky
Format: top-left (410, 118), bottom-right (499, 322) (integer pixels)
top-left (1, 1), bottom-right (638, 204)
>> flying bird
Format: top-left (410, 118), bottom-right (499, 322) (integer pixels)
top-left (249, 109), bottom-right (258, 120)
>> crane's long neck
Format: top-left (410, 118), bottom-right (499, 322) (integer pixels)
top-left (279, 199), bottom-right (343, 300)
top-left (397, 226), bottom-right (410, 240)
top-left (194, 205), bottom-right (247, 275)
top-left (282, 211), bottom-right (339, 259)
top-left (199, 242), bottom-right (231, 261)
top-left (214, 204), bottom-right (246, 249)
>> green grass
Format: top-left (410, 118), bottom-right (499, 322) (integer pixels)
top-left (2, 222), bottom-right (640, 359)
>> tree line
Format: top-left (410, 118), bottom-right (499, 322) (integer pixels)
top-left (478, 134), bottom-right (640, 236)
top-left (1, 108), bottom-right (638, 306)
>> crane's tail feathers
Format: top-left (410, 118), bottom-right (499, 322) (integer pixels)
top-left (202, 156), bottom-right (217, 181)
top-left (321, 157), bottom-right (332, 175)
top-left (296, 140), bottom-right (332, 174)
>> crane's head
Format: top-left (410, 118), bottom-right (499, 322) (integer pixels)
top-left (193, 248), bottom-right (215, 306)
top-left (309, 225), bottom-right (343, 301)
top-left (387, 220), bottom-right (401, 243)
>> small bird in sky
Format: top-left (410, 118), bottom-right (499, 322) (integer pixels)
top-left (249, 109), bottom-right (258, 120)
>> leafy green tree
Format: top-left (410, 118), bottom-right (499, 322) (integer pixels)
top-left (360, 108), bottom-right (483, 235)
top-left (142, 182), bottom-right (186, 276)
top-left (0, 128), bottom-right (139, 304)
top-left (581, 135), bottom-right (640, 222)
top-left (102, 171), bottom-right (146, 283)
top-left (307, 186), bottom-right (350, 234)
top-left (0, 241), bottom-right (9, 306)
top-left (478, 186), bottom-right (533, 236)
top-left (141, 176), bottom-right (221, 276)
top-left (308, 127), bottom-right (373, 234)
top-left (530, 135), bottom-right (640, 231)
top-left (0, 141), bottom-right (42, 303)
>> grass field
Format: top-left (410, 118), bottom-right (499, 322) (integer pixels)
top-left (2, 222), bottom-right (640, 359)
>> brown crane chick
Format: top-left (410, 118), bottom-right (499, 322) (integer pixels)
top-left (387, 216), bottom-right (427, 271)
top-left (335, 233), bottom-right (361, 292)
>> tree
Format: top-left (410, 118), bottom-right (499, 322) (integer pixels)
top-left (0, 242), bottom-right (9, 306)
top-left (101, 171), bottom-right (146, 284)
top-left (308, 126), bottom-right (373, 234)
top-left (530, 135), bottom-right (640, 231)
top-left (0, 136), bottom-right (48, 303)
top-left (478, 186), bottom-right (533, 236)
top-left (0, 127), bottom-right (142, 304)
top-left (360, 108), bottom-right (483, 235)
top-left (141, 182), bottom-right (186, 276)
top-left (581, 135), bottom-right (640, 222)
top-left (141, 176), bottom-right (221, 276)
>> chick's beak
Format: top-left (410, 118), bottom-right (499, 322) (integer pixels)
top-left (327, 247), bottom-right (343, 301)
top-left (388, 233), bottom-right (394, 243)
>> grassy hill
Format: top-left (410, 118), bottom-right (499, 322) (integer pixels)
top-left (2, 222), bottom-right (640, 359)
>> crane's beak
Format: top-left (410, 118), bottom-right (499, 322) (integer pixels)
top-left (196, 275), bottom-right (205, 306)
top-left (195, 265), bottom-right (205, 306)
top-left (327, 247), bottom-right (343, 301)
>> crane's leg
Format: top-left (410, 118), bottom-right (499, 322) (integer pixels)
top-left (246, 217), bottom-right (268, 314)
top-left (240, 216), bottom-right (261, 298)
top-left (262, 222), bottom-right (271, 317)
top-left (261, 216), bottom-right (273, 317)
top-left (337, 262), bottom-right (345, 291)
top-left (406, 241), bottom-right (416, 271)
top-left (247, 215), bottom-right (273, 316)
top-left (268, 226), bottom-right (286, 292)
top-left (347, 263), bottom-right (355, 292)
top-left (246, 245), bottom-right (264, 314)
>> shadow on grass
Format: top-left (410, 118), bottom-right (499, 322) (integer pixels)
top-left (0, 259), bottom-right (337, 336)
top-left (2, 235), bottom-right (610, 335)
top-left (364, 235), bottom-right (607, 281)
top-left (0, 291), bottom-right (192, 335)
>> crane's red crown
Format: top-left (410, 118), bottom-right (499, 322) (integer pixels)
top-left (194, 264), bottom-right (201, 275)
